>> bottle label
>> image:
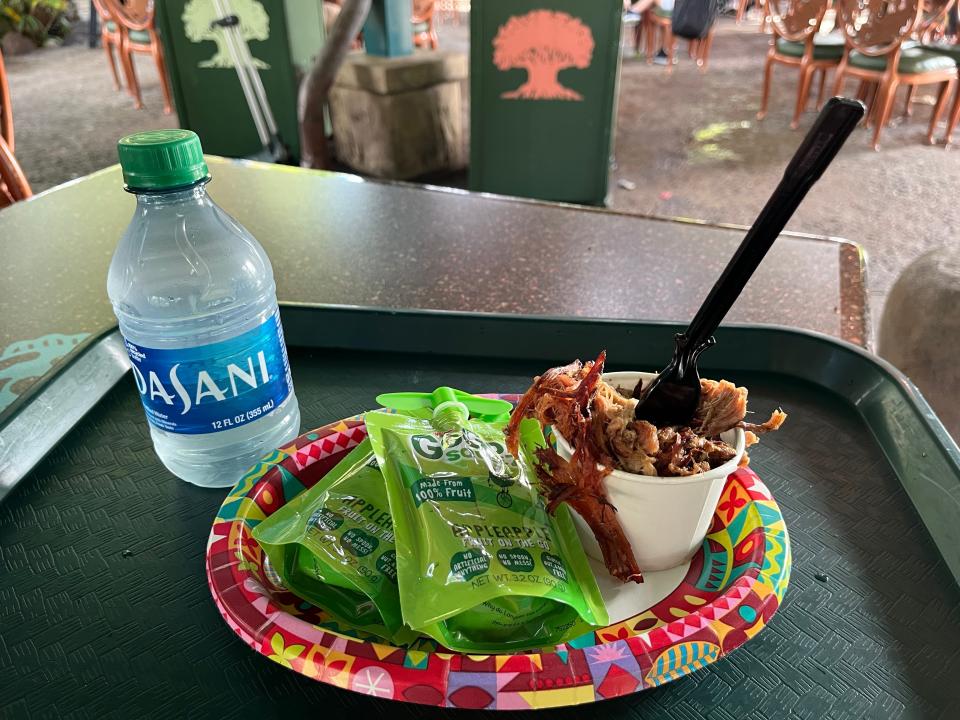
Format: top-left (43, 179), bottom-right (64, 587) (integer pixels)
top-left (123, 310), bottom-right (293, 435)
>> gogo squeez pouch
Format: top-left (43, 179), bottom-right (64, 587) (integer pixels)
top-left (364, 402), bottom-right (608, 653)
top-left (253, 439), bottom-right (416, 645)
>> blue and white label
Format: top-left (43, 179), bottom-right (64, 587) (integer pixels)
top-left (123, 310), bottom-right (292, 435)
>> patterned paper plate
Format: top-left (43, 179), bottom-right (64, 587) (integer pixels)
top-left (207, 400), bottom-right (791, 710)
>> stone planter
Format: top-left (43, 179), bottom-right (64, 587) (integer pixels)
top-left (879, 247), bottom-right (960, 440)
top-left (1, 32), bottom-right (37, 56)
top-left (329, 50), bottom-right (468, 180)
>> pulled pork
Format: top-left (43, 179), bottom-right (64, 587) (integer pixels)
top-left (505, 352), bottom-right (786, 583)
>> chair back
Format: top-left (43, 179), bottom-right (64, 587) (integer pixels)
top-left (0, 48), bottom-right (12, 151)
top-left (413, 0), bottom-right (436, 23)
top-left (100, 0), bottom-right (155, 31)
top-left (91, 0), bottom-right (113, 22)
top-left (916, 0), bottom-right (956, 40)
top-left (0, 136), bottom-right (31, 207)
top-left (767, 0), bottom-right (830, 42)
top-left (121, 0), bottom-right (154, 24)
top-left (835, 0), bottom-right (921, 55)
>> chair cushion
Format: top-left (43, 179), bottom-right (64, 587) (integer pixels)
top-left (653, 6), bottom-right (672, 19)
top-left (775, 34), bottom-right (844, 61)
top-left (924, 43), bottom-right (960, 63)
top-left (128, 29), bottom-right (151, 44)
top-left (849, 46), bottom-right (957, 74)
top-left (104, 20), bottom-right (150, 45)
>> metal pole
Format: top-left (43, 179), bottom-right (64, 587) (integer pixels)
top-left (221, 0), bottom-right (280, 137)
top-left (213, 0), bottom-right (270, 147)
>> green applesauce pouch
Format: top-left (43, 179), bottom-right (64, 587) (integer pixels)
top-left (253, 439), bottom-right (415, 644)
top-left (364, 391), bottom-right (608, 653)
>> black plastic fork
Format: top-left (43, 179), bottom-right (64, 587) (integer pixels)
top-left (632, 97), bottom-right (866, 425)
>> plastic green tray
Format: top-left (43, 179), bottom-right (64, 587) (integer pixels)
top-left (1, 306), bottom-right (958, 718)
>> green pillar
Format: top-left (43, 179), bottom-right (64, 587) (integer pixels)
top-left (364, 0), bottom-right (413, 57)
top-left (154, 0), bottom-right (328, 163)
top-left (469, 0), bottom-right (623, 206)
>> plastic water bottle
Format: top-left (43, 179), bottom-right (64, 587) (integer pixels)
top-left (107, 130), bottom-right (300, 488)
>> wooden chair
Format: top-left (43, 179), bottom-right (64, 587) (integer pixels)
top-left (920, 1), bottom-right (960, 142)
top-left (738, 0), bottom-right (774, 31)
top-left (0, 45), bottom-right (13, 150)
top-left (100, 0), bottom-right (173, 114)
top-left (0, 137), bottom-right (31, 207)
top-left (758, 0), bottom-right (844, 129)
top-left (832, 0), bottom-right (956, 149)
top-left (947, 79), bottom-right (960, 143)
top-left (737, 0), bottom-right (759, 23)
top-left (625, 0), bottom-right (655, 56)
top-left (0, 49), bottom-right (31, 207)
top-left (917, 0), bottom-right (956, 42)
top-left (645, 4), bottom-right (716, 72)
top-left (412, 0), bottom-right (439, 49)
top-left (91, 0), bottom-right (124, 92)
top-left (899, 0), bottom-right (957, 117)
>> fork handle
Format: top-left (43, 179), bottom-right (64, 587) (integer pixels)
top-left (682, 98), bottom-right (865, 351)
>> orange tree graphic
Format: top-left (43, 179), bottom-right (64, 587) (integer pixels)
top-left (493, 10), bottom-right (594, 101)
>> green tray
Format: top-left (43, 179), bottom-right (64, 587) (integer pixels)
top-left (1, 306), bottom-right (958, 718)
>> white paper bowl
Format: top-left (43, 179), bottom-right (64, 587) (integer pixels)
top-left (554, 371), bottom-right (745, 572)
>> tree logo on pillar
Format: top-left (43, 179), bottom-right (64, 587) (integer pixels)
top-left (182, 0), bottom-right (271, 69)
top-left (493, 10), bottom-right (594, 101)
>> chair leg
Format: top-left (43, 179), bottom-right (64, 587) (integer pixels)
top-left (945, 83), bottom-right (960, 145)
top-left (664, 28), bottom-right (676, 74)
top-left (928, 78), bottom-right (954, 144)
top-left (698, 29), bottom-right (714, 71)
top-left (871, 79), bottom-right (898, 150)
top-left (831, 61), bottom-right (847, 99)
top-left (633, 21), bottom-right (643, 55)
top-left (904, 84), bottom-right (917, 119)
top-left (151, 43), bottom-right (173, 115)
top-left (645, 14), bottom-right (655, 64)
top-left (863, 82), bottom-right (879, 127)
top-left (757, 53), bottom-right (775, 120)
top-left (792, 60), bottom-right (815, 129)
top-left (118, 45), bottom-right (142, 110)
top-left (0, 136), bottom-right (32, 202)
top-left (815, 67), bottom-right (827, 108)
top-left (104, 39), bottom-right (121, 90)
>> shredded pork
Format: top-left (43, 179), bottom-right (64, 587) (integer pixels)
top-left (505, 351), bottom-right (787, 583)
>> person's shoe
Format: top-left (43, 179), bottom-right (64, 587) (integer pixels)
top-left (653, 49), bottom-right (669, 65)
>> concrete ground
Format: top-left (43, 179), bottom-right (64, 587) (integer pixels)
top-left (6, 15), bottom-right (960, 325)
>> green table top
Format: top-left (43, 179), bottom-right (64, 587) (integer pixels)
top-left (0, 157), bottom-right (866, 419)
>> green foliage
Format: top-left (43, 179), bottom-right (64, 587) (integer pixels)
top-left (0, 0), bottom-right (71, 46)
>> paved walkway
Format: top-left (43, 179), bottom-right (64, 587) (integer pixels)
top-left (5, 17), bottom-right (960, 325)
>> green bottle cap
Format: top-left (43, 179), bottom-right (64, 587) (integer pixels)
top-left (117, 129), bottom-right (209, 191)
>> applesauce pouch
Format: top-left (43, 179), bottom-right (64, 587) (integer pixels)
top-left (364, 407), bottom-right (608, 653)
top-left (253, 439), bottom-right (415, 644)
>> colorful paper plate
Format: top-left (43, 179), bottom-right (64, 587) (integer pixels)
top-left (207, 400), bottom-right (791, 710)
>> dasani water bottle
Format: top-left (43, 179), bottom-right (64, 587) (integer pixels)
top-left (108, 130), bottom-right (300, 487)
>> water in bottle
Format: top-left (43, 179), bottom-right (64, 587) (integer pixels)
top-left (107, 130), bottom-right (300, 488)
